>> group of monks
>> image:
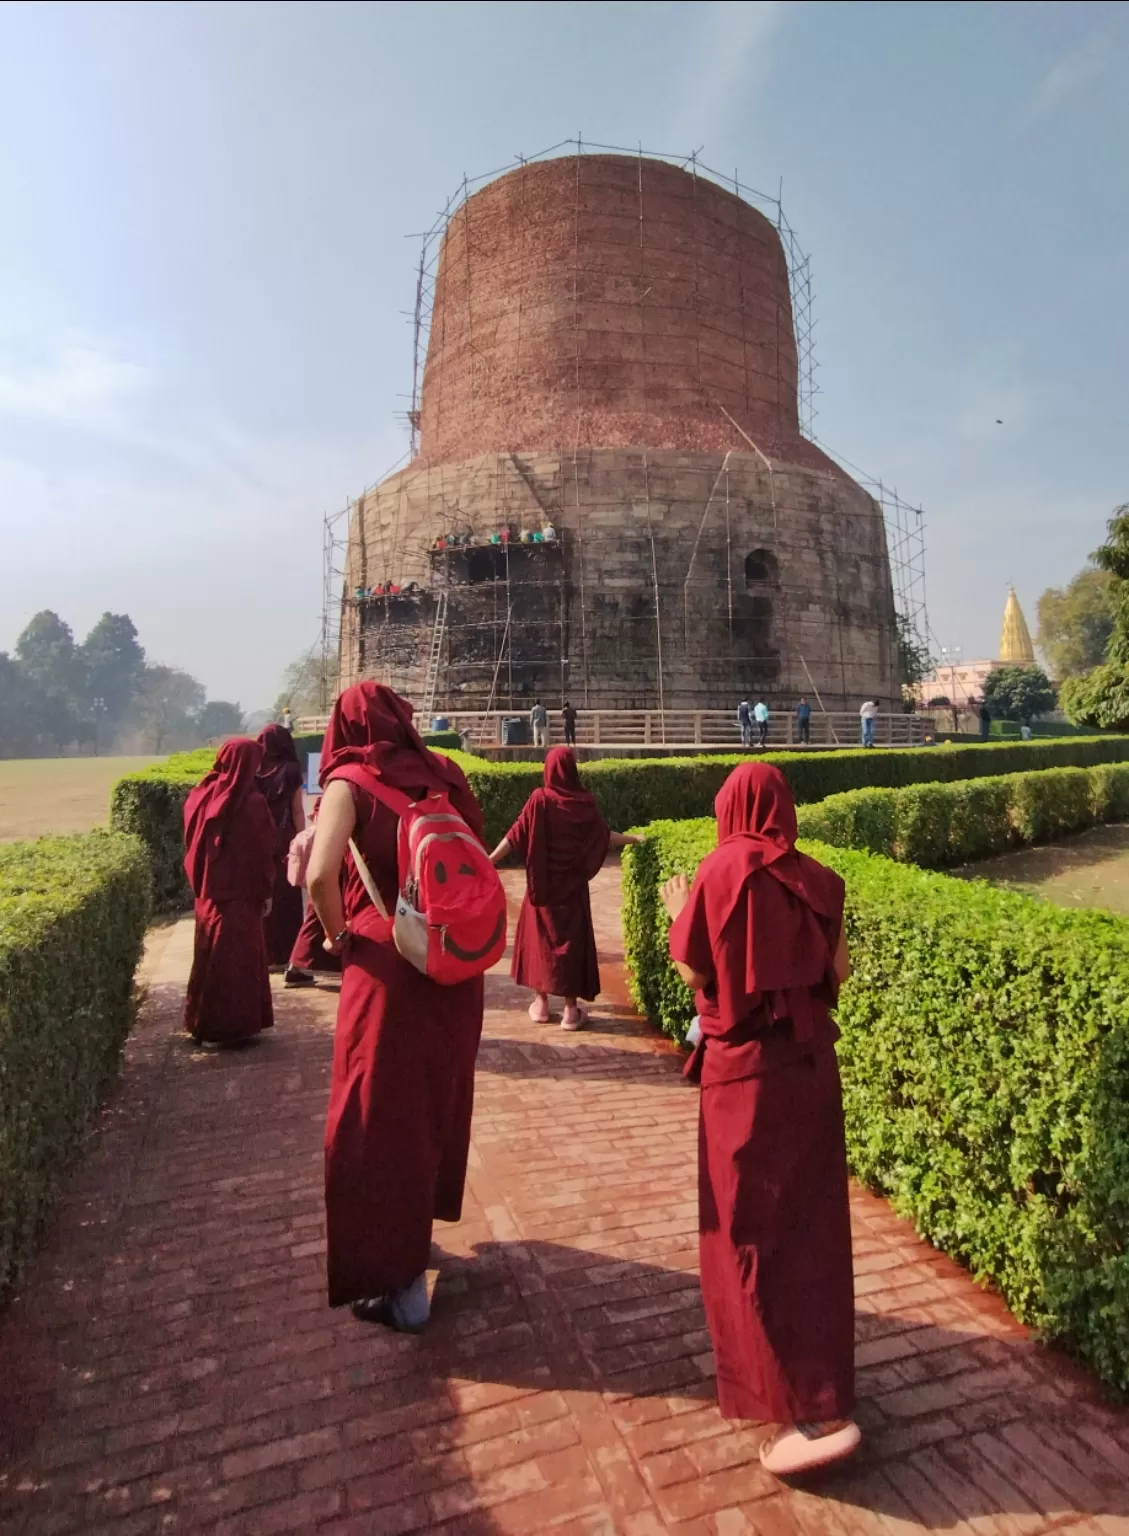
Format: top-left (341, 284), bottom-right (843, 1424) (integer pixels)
top-left (180, 681), bottom-right (860, 1480)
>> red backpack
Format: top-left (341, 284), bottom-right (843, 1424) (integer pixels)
top-left (349, 785), bottom-right (507, 985)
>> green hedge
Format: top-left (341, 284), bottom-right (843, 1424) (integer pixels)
top-left (114, 735), bottom-right (1129, 910)
top-left (0, 832), bottom-right (150, 1303)
top-left (110, 755), bottom-right (209, 912)
top-left (796, 763), bottom-right (1129, 867)
top-left (622, 821), bottom-right (1129, 1393)
top-left (453, 735), bottom-right (1129, 848)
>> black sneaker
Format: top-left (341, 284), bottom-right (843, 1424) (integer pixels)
top-left (284, 967), bottom-right (316, 987)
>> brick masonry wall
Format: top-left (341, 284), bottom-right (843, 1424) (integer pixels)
top-left (418, 154), bottom-right (836, 473)
top-left (340, 448), bottom-right (898, 712)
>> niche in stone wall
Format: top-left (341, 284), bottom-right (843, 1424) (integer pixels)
top-left (744, 548), bottom-right (780, 588)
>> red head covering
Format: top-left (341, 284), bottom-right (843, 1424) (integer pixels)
top-left (256, 723), bottom-right (303, 821)
top-left (509, 748), bottom-right (610, 905)
top-left (319, 681), bottom-right (482, 834)
top-left (670, 761), bottom-right (844, 1036)
top-left (183, 737), bottom-right (269, 896)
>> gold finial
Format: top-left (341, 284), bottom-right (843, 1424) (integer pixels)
top-left (999, 585), bottom-right (1035, 665)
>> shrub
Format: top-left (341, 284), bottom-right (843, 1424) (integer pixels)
top-left (622, 821), bottom-right (1129, 1392)
top-left (115, 735), bottom-right (1129, 910)
top-left (793, 763), bottom-right (1129, 867)
top-left (110, 753), bottom-right (215, 912)
top-left (0, 832), bottom-right (150, 1303)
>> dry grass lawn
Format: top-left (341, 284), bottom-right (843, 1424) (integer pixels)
top-left (0, 757), bottom-right (158, 843)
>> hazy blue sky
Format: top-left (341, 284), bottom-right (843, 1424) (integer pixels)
top-left (1, 0), bottom-right (1125, 709)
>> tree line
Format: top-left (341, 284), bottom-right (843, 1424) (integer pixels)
top-left (0, 610), bottom-right (245, 759)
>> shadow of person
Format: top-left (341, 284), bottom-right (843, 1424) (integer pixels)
top-left (476, 1034), bottom-right (688, 1084)
top-left (415, 1238), bottom-right (1129, 1524)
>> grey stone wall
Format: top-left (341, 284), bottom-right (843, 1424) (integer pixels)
top-left (341, 447), bottom-right (898, 713)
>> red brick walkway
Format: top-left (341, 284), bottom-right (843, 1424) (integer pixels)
top-left (3, 864), bottom-right (1129, 1535)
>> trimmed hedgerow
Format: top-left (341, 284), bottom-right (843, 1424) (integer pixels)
top-left (796, 763), bottom-right (1129, 866)
top-left (110, 756), bottom-right (208, 912)
top-left (621, 820), bottom-right (1129, 1393)
top-left (0, 831), bottom-right (150, 1303)
top-left (114, 734), bottom-right (1129, 910)
top-left (451, 735), bottom-right (1129, 848)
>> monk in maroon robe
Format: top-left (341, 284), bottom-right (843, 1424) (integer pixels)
top-left (489, 747), bottom-right (642, 1030)
top-left (307, 682), bottom-right (486, 1329)
top-left (286, 797), bottom-right (341, 985)
top-left (183, 737), bottom-right (276, 1046)
top-left (662, 760), bottom-right (859, 1478)
top-left (256, 723), bottom-right (306, 967)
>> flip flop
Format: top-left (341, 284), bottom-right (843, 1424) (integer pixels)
top-left (759, 1420), bottom-right (861, 1477)
top-left (528, 999), bottom-right (551, 1023)
top-left (560, 1006), bottom-right (588, 1032)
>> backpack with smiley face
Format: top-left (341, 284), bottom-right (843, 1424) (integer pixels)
top-left (349, 785), bottom-right (507, 985)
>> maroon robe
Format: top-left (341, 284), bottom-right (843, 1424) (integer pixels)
top-left (669, 761), bottom-right (855, 1423)
top-left (507, 748), bottom-right (611, 1000)
top-left (320, 683), bottom-right (485, 1305)
top-left (289, 901), bottom-right (341, 974)
top-left (183, 738), bottom-right (276, 1045)
top-left (256, 723), bottom-right (305, 966)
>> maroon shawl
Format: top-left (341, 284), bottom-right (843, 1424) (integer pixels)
top-left (509, 748), bottom-right (610, 907)
top-left (183, 737), bottom-right (275, 902)
top-left (670, 762), bottom-right (843, 1037)
top-left (319, 682), bottom-right (483, 838)
top-left (256, 723), bottom-right (303, 822)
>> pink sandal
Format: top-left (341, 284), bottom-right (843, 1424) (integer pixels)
top-left (528, 998), bottom-right (550, 1024)
top-left (759, 1420), bottom-right (861, 1477)
top-left (560, 1005), bottom-right (588, 1032)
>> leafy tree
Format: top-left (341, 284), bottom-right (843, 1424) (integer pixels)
top-left (132, 666), bottom-right (206, 753)
top-left (1090, 503), bottom-right (1129, 661)
top-left (1060, 665), bottom-right (1129, 730)
top-left (274, 650), bottom-right (338, 720)
top-left (13, 611), bottom-right (81, 751)
top-left (895, 611), bottom-right (932, 689)
top-left (196, 700), bottom-right (245, 741)
top-left (0, 652), bottom-right (42, 757)
top-left (1036, 567), bottom-right (1114, 679)
top-left (80, 613), bottom-right (146, 745)
top-left (983, 664), bottom-right (1056, 723)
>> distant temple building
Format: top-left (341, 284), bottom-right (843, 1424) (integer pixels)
top-left (998, 584), bottom-right (1035, 665)
top-left (918, 587), bottom-right (1037, 708)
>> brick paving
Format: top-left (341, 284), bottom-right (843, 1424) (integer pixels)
top-left (3, 863), bottom-right (1129, 1535)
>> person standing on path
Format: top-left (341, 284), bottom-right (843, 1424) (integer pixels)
top-left (795, 696), bottom-right (812, 746)
top-left (489, 748), bottom-right (643, 1031)
top-left (860, 698), bottom-right (879, 748)
top-left (660, 760), bottom-right (859, 1479)
top-left (182, 738), bottom-right (276, 1047)
top-left (562, 699), bottom-right (578, 747)
top-left (307, 682), bottom-right (486, 1332)
top-left (256, 723), bottom-right (306, 968)
top-left (737, 697), bottom-right (753, 747)
top-left (530, 699), bottom-right (548, 748)
top-left (979, 700), bottom-right (992, 741)
top-left (753, 698), bottom-right (770, 748)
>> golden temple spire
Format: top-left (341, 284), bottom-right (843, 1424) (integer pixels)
top-left (999, 585), bottom-right (1035, 665)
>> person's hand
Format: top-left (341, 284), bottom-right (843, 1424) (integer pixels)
top-left (323, 931), bottom-right (347, 957)
top-left (660, 873), bottom-right (691, 920)
top-left (631, 833), bottom-right (646, 846)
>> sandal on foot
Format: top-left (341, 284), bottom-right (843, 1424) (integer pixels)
top-left (560, 1005), bottom-right (588, 1032)
top-left (350, 1294), bottom-right (426, 1334)
top-left (528, 999), bottom-right (551, 1024)
top-left (759, 1420), bottom-right (861, 1477)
